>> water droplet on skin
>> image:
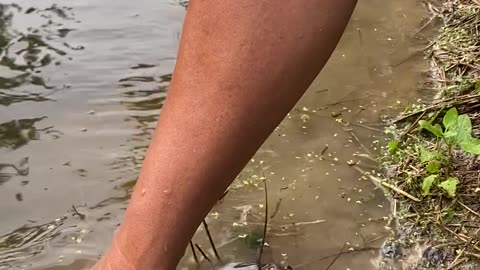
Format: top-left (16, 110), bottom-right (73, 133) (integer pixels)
top-left (163, 189), bottom-right (172, 195)
top-left (141, 189), bottom-right (146, 196)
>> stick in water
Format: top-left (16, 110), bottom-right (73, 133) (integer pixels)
top-left (202, 219), bottom-right (221, 261)
top-left (195, 243), bottom-right (212, 265)
top-left (257, 179), bottom-right (269, 267)
top-left (190, 241), bottom-right (199, 264)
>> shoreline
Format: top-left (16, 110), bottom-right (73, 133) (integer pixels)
top-left (376, 1), bottom-right (480, 269)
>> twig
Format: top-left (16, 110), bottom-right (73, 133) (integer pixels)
top-left (349, 122), bottom-right (384, 133)
top-left (190, 241), bottom-right (199, 264)
top-left (413, 14), bottom-right (438, 37)
top-left (283, 220), bottom-right (326, 227)
top-left (325, 244), bottom-right (346, 270)
top-left (439, 223), bottom-right (480, 253)
top-left (321, 145), bottom-right (329, 156)
top-left (243, 219), bottom-right (326, 227)
top-left (393, 94), bottom-right (480, 124)
top-left (465, 251), bottom-right (480, 260)
top-left (400, 110), bottom-right (426, 140)
top-left (353, 166), bottom-right (421, 202)
top-left (218, 189), bottom-right (229, 202)
top-left (71, 205), bottom-right (86, 220)
top-left (447, 257), bottom-right (467, 269)
top-left (202, 220), bottom-right (221, 261)
top-left (257, 179), bottom-right (269, 267)
top-left (195, 244), bottom-right (212, 265)
top-left (448, 228), bottom-right (480, 269)
top-left (448, 246), bottom-right (467, 269)
top-left (270, 198), bottom-right (282, 219)
top-left (381, 181), bottom-right (421, 202)
top-left (458, 201), bottom-right (480, 218)
top-left (345, 129), bottom-right (372, 156)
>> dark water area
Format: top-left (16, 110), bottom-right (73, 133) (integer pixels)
top-left (0, 1), bottom-right (429, 269)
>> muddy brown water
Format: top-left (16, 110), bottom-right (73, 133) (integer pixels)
top-left (0, 0), bottom-right (430, 269)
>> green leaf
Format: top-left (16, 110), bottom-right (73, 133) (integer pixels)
top-left (418, 146), bottom-right (439, 163)
top-left (388, 140), bottom-right (398, 153)
top-left (426, 160), bottom-right (441, 173)
top-left (438, 177), bottom-right (459, 197)
top-left (475, 81), bottom-right (480, 93)
top-left (422, 175), bottom-right (437, 196)
top-left (444, 130), bottom-right (458, 138)
top-left (443, 108), bottom-right (458, 130)
top-left (460, 138), bottom-right (480, 154)
top-left (419, 120), bottom-right (444, 138)
top-left (453, 115), bottom-right (473, 144)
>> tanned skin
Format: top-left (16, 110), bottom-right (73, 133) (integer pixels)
top-left (93, 1), bottom-right (357, 269)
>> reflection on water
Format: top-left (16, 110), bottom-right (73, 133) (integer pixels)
top-left (0, 0), bottom-right (430, 269)
top-left (0, 3), bottom-right (78, 106)
top-left (0, 117), bottom-right (51, 149)
top-left (0, 157), bottom-right (29, 185)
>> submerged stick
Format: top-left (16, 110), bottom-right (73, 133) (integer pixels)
top-left (257, 180), bottom-right (269, 267)
top-left (325, 244), bottom-right (346, 270)
top-left (270, 198), bottom-right (282, 219)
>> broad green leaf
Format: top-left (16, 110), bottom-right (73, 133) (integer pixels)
top-left (444, 130), bottom-right (458, 138)
top-left (418, 146), bottom-right (439, 163)
top-left (388, 140), bottom-right (398, 153)
top-left (460, 138), bottom-right (480, 154)
top-left (426, 160), bottom-right (441, 173)
top-left (444, 130), bottom-right (458, 145)
top-left (419, 120), bottom-right (444, 138)
top-left (475, 81), bottom-right (480, 93)
top-left (422, 175), bottom-right (437, 196)
top-left (438, 177), bottom-right (459, 197)
top-left (454, 115), bottom-right (473, 144)
top-left (443, 108), bottom-right (458, 130)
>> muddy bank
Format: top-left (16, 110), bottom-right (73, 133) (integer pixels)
top-left (378, 1), bottom-right (480, 269)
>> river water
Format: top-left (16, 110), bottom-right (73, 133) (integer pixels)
top-left (0, 1), bottom-right (429, 269)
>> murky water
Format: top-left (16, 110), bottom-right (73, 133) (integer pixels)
top-left (0, 1), bottom-right (429, 269)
